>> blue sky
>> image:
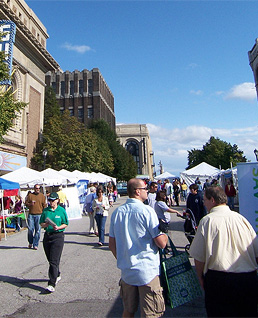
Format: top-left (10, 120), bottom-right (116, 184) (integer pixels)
top-left (27, 0), bottom-right (258, 175)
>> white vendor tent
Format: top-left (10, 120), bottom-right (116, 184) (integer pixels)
top-left (154, 171), bottom-right (176, 181)
top-left (180, 162), bottom-right (220, 188)
top-left (39, 168), bottom-right (68, 186)
top-left (3, 167), bottom-right (43, 188)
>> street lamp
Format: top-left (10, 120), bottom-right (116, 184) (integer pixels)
top-left (254, 149), bottom-right (258, 161)
top-left (42, 149), bottom-right (48, 170)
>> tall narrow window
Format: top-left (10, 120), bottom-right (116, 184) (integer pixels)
top-left (78, 107), bottom-right (84, 120)
top-left (70, 80), bottom-right (74, 95)
top-left (79, 80), bottom-right (83, 95)
top-left (69, 107), bottom-right (74, 116)
top-left (51, 82), bottom-right (56, 94)
top-left (61, 81), bottom-right (65, 96)
top-left (126, 140), bottom-right (140, 174)
top-left (88, 79), bottom-right (93, 94)
top-left (87, 105), bottom-right (93, 118)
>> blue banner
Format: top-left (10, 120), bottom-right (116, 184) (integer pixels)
top-left (0, 20), bottom-right (16, 85)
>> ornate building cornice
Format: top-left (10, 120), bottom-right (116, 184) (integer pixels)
top-left (0, 0), bottom-right (60, 71)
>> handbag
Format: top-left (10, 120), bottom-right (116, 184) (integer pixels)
top-left (159, 236), bottom-right (202, 308)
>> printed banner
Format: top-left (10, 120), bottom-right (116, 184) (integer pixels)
top-left (0, 151), bottom-right (27, 172)
top-left (237, 162), bottom-right (258, 232)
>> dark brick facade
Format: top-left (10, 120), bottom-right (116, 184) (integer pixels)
top-left (45, 68), bottom-right (115, 130)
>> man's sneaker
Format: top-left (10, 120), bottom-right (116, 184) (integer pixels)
top-left (46, 285), bottom-right (55, 293)
top-left (56, 276), bottom-right (61, 284)
top-left (33, 246), bottom-right (38, 250)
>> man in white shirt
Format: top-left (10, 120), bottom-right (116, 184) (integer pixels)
top-left (109, 178), bottom-right (168, 317)
top-left (189, 186), bottom-right (258, 317)
top-left (147, 181), bottom-right (158, 209)
top-left (164, 179), bottom-right (174, 207)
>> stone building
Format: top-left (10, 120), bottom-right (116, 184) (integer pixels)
top-left (0, 0), bottom-right (60, 175)
top-left (45, 68), bottom-right (115, 130)
top-left (116, 124), bottom-right (155, 179)
top-left (248, 38), bottom-right (258, 99)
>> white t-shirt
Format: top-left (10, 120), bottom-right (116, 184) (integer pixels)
top-left (147, 192), bottom-right (156, 209)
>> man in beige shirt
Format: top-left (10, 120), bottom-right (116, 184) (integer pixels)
top-left (189, 186), bottom-right (258, 317)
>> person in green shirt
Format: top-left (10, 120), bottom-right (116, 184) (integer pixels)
top-left (40, 192), bottom-right (69, 293)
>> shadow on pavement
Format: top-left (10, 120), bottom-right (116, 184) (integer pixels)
top-left (0, 275), bottom-right (47, 293)
top-left (0, 246), bottom-right (29, 250)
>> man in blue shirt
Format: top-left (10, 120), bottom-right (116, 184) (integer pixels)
top-left (109, 178), bottom-right (168, 317)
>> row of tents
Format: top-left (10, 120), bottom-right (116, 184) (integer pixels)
top-left (155, 162), bottom-right (237, 189)
top-left (2, 167), bottom-right (116, 188)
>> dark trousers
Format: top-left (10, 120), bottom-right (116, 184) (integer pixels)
top-left (174, 193), bottom-right (179, 206)
top-left (204, 270), bottom-right (258, 317)
top-left (43, 232), bottom-right (64, 287)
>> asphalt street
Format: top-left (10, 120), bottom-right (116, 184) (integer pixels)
top-left (0, 196), bottom-right (206, 318)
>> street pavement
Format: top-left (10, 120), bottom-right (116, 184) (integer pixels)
top-left (0, 196), bottom-right (206, 318)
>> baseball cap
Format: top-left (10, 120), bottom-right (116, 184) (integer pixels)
top-left (48, 192), bottom-right (59, 201)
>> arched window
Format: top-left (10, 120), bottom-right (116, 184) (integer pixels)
top-left (126, 140), bottom-right (140, 174)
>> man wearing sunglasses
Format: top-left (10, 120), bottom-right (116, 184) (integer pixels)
top-left (109, 178), bottom-right (168, 317)
top-left (25, 184), bottom-right (47, 250)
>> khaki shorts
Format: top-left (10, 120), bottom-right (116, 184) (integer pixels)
top-left (119, 276), bottom-right (165, 318)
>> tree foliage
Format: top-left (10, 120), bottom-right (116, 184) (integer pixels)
top-left (187, 136), bottom-right (247, 170)
top-left (0, 33), bottom-right (26, 142)
top-left (90, 119), bottom-right (137, 181)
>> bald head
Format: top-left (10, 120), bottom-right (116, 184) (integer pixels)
top-left (127, 178), bottom-right (148, 202)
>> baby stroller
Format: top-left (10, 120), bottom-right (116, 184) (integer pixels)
top-left (183, 208), bottom-right (198, 254)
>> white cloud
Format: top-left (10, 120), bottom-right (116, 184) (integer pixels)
top-left (224, 82), bottom-right (257, 101)
top-left (190, 89), bottom-right (203, 96)
top-left (187, 63), bottom-right (198, 70)
top-left (61, 42), bottom-right (92, 54)
top-left (147, 123), bottom-right (258, 176)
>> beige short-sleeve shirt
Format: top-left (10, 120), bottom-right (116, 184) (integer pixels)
top-left (189, 205), bottom-right (258, 274)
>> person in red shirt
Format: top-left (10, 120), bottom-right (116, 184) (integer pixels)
top-left (225, 179), bottom-right (236, 210)
top-left (3, 196), bottom-right (13, 213)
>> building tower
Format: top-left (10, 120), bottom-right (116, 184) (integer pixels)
top-left (116, 124), bottom-right (155, 179)
top-left (45, 68), bottom-right (115, 130)
top-left (248, 38), bottom-right (258, 99)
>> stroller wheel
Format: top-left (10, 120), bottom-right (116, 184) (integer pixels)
top-left (185, 244), bottom-right (191, 254)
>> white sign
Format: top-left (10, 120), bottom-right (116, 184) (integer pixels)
top-left (237, 162), bottom-right (258, 233)
top-left (62, 187), bottom-right (82, 220)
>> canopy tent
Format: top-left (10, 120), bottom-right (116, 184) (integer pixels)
top-left (154, 171), bottom-right (176, 181)
top-left (0, 178), bottom-right (20, 196)
top-left (0, 178), bottom-right (20, 240)
top-left (39, 168), bottom-right (68, 186)
top-left (3, 167), bottom-right (43, 188)
top-left (180, 162), bottom-right (220, 188)
top-left (58, 169), bottom-right (79, 184)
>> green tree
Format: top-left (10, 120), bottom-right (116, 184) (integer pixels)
top-left (0, 33), bottom-right (26, 142)
top-left (187, 136), bottom-right (247, 170)
top-left (44, 86), bottom-right (61, 125)
top-left (90, 119), bottom-right (137, 180)
top-left (31, 111), bottom-right (115, 173)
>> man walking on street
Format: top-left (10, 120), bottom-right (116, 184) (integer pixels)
top-left (189, 186), bottom-right (258, 317)
top-left (25, 184), bottom-right (47, 250)
top-left (57, 186), bottom-right (69, 210)
top-left (109, 178), bottom-right (168, 318)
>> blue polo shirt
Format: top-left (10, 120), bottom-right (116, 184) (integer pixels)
top-left (109, 198), bottom-right (162, 286)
